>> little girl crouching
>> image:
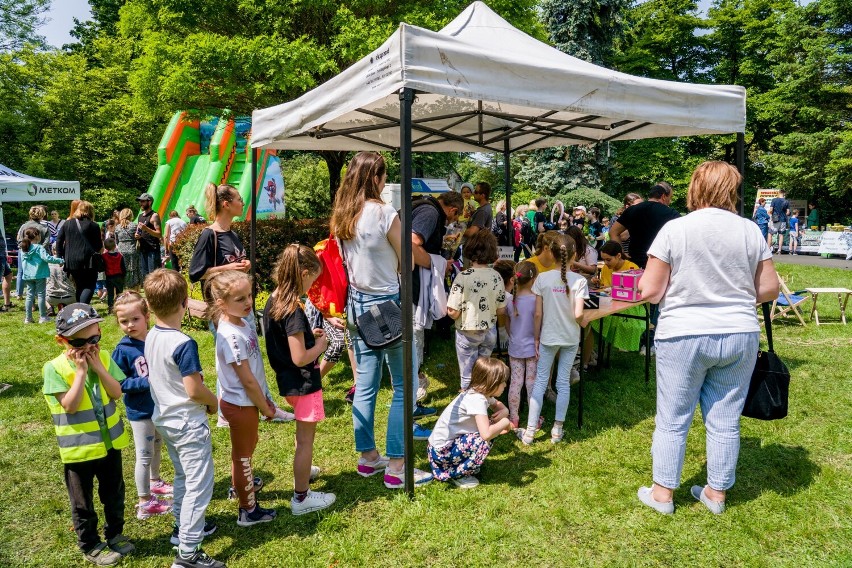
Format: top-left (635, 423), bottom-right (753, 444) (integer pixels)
top-left (426, 357), bottom-right (513, 489)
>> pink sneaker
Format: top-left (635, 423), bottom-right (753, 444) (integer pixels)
top-left (136, 496), bottom-right (171, 520)
top-left (150, 479), bottom-right (174, 497)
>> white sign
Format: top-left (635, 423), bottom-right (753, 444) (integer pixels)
top-left (0, 164), bottom-right (80, 202)
top-left (498, 246), bottom-right (514, 261)
top-left (818, 232), bottom-right (852, 257)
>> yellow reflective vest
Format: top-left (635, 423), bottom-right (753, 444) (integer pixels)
top-left (44, 351), bottom-right (130, 464)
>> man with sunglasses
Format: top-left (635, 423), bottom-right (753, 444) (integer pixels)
top-left (42, 303), bottom-right (135, 565)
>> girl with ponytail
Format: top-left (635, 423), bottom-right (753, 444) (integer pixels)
top-left (505, 260), bottom-right (538, 429)
top-left (262, 244), bottom-right (336, 515)
top-left (519, 233), bottom-right (588, 445)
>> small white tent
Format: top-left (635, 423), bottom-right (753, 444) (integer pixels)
top-left (252, 2), bottom-right (745, 152)
top-left (0, 165), bottom-right (80, 241)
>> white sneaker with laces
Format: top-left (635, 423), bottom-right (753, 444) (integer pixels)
top-left (291, 490), bottom-right (336, 515)
top-left (451, 475), bottom-right (479, 489)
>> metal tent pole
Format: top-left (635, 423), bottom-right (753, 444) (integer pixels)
top-left (503, 137), bottom-right (512, 220)
top-left (736, 132), bottom-right (745, 216)
top-left (250, 147), bottom-right (258, 305)
top-left (399, 88), bottom-right (415, 498)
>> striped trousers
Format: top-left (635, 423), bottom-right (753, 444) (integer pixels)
top-left (652, 332), bottom-right (759, 491)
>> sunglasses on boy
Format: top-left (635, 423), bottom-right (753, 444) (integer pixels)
top-left (66, 334), bottom-right (102, 348)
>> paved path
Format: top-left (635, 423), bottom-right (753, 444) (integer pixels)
top-left (772, 253), bottom-right (852, 270)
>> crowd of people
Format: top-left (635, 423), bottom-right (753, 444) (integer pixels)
top-left (7, 155), bottom-right (781, 567)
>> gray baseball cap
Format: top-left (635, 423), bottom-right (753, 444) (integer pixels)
top-left (137, 192), bottom-right (154, 201)
top-left (55, 303), bottom-right (103, 337)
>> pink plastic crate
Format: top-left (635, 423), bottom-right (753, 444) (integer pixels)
top-left (611, 287), bottom-right (643, 302)
top-left (611, 269), bottom-right (644, 289)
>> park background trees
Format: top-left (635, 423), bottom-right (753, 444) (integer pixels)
top-left (0, 0), bottom-right (849, 227)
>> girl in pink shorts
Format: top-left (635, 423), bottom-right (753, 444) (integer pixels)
top-left (262, 244), bottom-right (336, 515)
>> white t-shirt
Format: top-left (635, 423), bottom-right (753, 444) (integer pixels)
top-left (341, 201), bottom-right (400, 295)
top-left (428, 390), bottom-right (496, 448)
top-left (647, 208), bottom-right (771, 339)
top-left (532, 269), bottom-right (588, 347)
top-left (145, 326), bottom-right (206, 428)
top-left (215, 318), bottom-right (269, 407)
top-left (166, 217), bottom-right (188, 244)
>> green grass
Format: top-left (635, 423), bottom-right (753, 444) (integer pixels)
top-left (1, 262), bottom-right (850, 567)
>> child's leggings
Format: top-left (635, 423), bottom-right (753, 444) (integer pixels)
top-left (526, 343), bottom-right (579, 431)
top-left (427, 433), bottom-right (492, 481)
top-left (220, 400), bottom-right (260, 510)
top-left (508, 356), bottom-right (537, 424)
top-left (129, 418), bottom-right (163, 497)
top-left (23, 278), bottom-right (47, 320)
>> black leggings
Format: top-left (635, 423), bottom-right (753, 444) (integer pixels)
top-left (70, 268), bottom-right (98, 304)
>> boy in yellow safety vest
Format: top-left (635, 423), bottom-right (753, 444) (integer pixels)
top-left (42, 303), bottom-right (134, 566)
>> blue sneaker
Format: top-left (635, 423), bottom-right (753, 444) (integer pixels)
top-left (413, 424), bottom-right (431, 441)
top-left (412, 403), bottom-right (437, 420)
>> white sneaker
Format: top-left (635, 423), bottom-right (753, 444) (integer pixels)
top-left (551, 424), bottom-right (564, 444)
top-left (38, 317), bottom-right (51, 324)
top-left (291, 490), bottom-right (336, 515)
top-left (309, 465), bottom-right (321, 482)
top-left (216, 415), bottom-right (229, 428)
top-left (417, 372), bottom-right (430, 402)
top-left (570, 368), bottom-right (580, 385)
top-left (357, 455), bottom-right (390, 477)
top-left (450, 475), bottom-right (479, 489)
top-left (262, 407), bottom-right (295, 423)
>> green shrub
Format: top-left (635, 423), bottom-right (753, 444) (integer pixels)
top-left (173, 218), bottom-right (330, 291)
top-left (553, 188), bottom-right (623, 217)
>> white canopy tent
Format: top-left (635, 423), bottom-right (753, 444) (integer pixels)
top-left (0, 164), bottom-right (80, 241)
top-left (251, 1), bottom-right (747, 494)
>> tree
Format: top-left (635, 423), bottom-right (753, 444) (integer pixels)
top-left (0, 0), bottom-right (48, 52)
top-left (118, 0), bottom-right (542, 197)
top-left (516, 0), bottom-right (630, 198)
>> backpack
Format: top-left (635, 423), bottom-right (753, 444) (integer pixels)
top-left (306, 236), bottom-right (348, 318)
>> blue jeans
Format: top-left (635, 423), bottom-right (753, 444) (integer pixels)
top-left (526, 343), bottom-right (578, 430)
top-left (652, 332), bottom-right (758, 491)
top-left (138, 248), bottom-right (161, 282)
top-left (348, 290), bottom-right (416, 459)
top-left (23, 278), bottom-right (48, 320)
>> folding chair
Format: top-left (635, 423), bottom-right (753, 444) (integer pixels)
top-left (768, 275), bottom-right (808, 326)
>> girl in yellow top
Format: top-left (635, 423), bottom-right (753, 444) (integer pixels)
top-left (527, 231), bottom-right (561, 274)
top-left (458, 184), bottom-right (478, 226)
top-left (585, 241), bottom-right (645, 360)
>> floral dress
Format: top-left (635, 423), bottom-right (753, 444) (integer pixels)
top-left (115, 223), bottom-right (141, 288)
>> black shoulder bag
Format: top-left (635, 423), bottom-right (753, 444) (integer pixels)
top-left (339, 238), bottom-right (402, 350)
top-left (742, 303), bottom-right (790, 420)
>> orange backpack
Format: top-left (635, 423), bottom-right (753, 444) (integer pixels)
top-left (307, 236), bottom-right (349, 318)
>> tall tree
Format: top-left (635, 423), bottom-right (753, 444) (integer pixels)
top-left (516, 0), bottom-right (629, 196)
top-left (118, 0), bottom-right (542, 199)
top-left (0, 0), bottom-right (48, 51)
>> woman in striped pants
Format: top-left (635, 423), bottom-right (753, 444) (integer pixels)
top-left (636, 162), bottom-right (780, 514)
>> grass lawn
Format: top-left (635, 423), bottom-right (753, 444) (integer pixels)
top-left (0, 262), bottom-right (850, 567)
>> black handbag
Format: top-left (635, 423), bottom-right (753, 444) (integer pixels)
top-left (339, 238), bottom-right (403, 350)
top-left (742, 303), bottom-right (790, 420)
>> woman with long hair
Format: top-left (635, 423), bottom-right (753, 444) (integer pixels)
top-left (637, 162), bottom-right (779, 515)
top-left (56, 200), bottom-right (103, 303)
top-left (565, 225), bottom-right (598, 278)
top-left (115, 208), bottom-right (141, 289)
top-left (331, 151), bottom-right (433, 489)
top-left (188, 183), bottom-right (250, 287)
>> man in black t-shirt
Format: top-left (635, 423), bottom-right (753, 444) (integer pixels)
top-left (768, 190), bottom-right (790, 254)
top-left (609, 182), bottom-right (680, 269)
top-left (135, 192), bottom-right (162, 280)
top-left (412, 191), bottom-right (464, 403)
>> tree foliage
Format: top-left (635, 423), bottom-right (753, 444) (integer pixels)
top-left (0, 0), bottom-right (48, 52)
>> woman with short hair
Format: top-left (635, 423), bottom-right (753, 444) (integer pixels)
top-left (637, 161), bottom-right (780, 515)
top-left (56, 200), bottom-right (103, 303)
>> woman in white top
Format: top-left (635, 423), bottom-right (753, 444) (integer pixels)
top-left (330, 152), bottom-right (432, 489)
top-left (637, 161), bottom-right (779, 515)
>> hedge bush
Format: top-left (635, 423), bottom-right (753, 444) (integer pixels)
top-left (173, 218), bottom-right (330, 291)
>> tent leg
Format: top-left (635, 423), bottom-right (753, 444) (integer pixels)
top-left (503, 137), bottom-right (511, 219)
top-left (399, 88), bottom-right (415, 499)
top-left (736, 132), bottom-right (745, 216)
top-left (251, 148), bottom-right (258, 311)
